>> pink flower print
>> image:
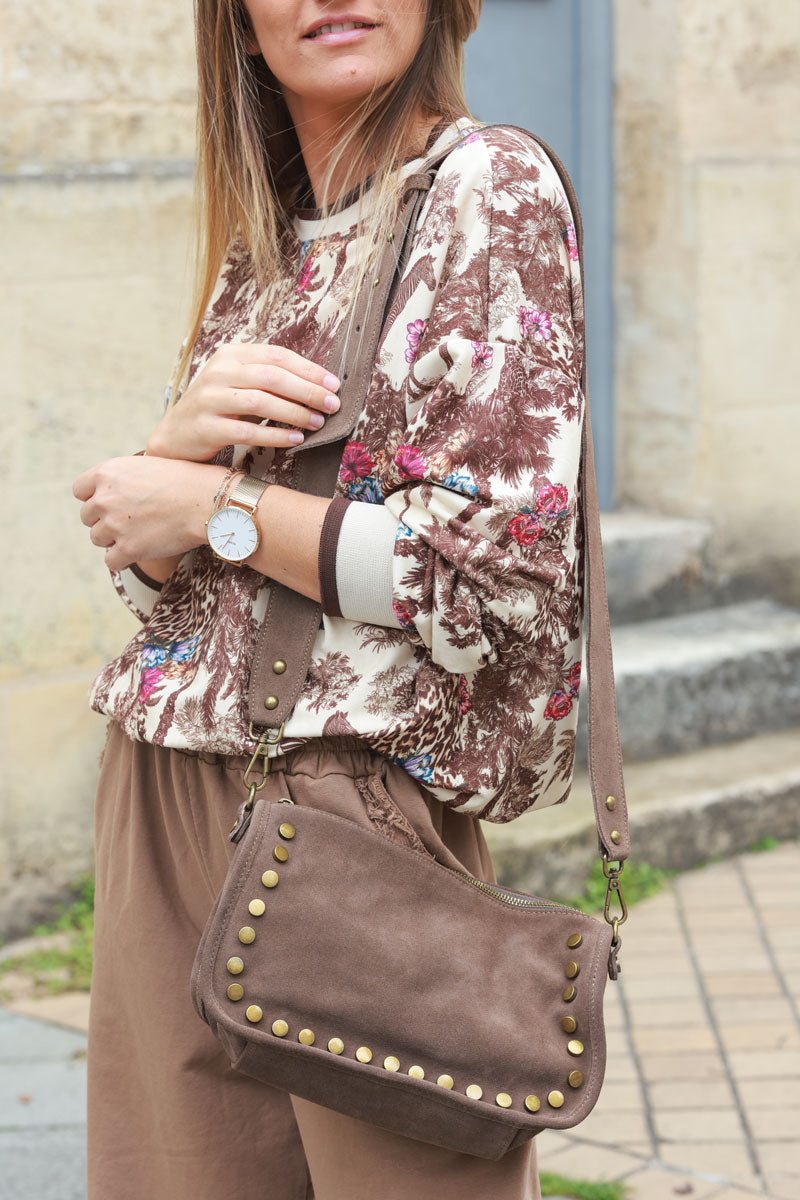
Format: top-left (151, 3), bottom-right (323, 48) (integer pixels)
top-left (457, 674), bottom-right (472, 715)
top-left (392, 599), bottom-right (416, 629)
top-left (565, 223), bottom-right (579, 261)
top-left (296, 245), bottom-right (315, 294)
top-left (518, 306), bottom-right (553, 342)
top-left (139, 666), bottom-right (164, 702)
top-left (339, 441), bottom-right (375, 483)
top-left (471, 341), bottom-right (493, 371)
top-left (508, 511), bottom-right (541, 547)
top-left (405, 318), bottom-right (427, 364)
top-left (568, 662), bottom-right (581, 698)
top-left (394, 444), bottom-right (427, 481)
top-left (544, 689), bottom-right (573, 721)
top-left (536, 482), bottom-right (569, 519)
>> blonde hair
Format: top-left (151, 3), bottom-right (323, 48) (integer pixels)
top-left (171, 0), bottom-right (482, 400)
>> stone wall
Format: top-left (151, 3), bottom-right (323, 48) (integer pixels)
top-left (0, 3), bottom-right (198, 935)
top-left (614, 0), bottom-right (800, 599)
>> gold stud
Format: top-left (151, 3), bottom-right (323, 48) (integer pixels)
top-left (262, 870), bottom-right (279, 888)
top-left (272, 659), bottom-right (287, 674)
top-left (226, 956), bottom-right (244, 975)
top-left (565, 961), bottom-right (580, 979)
top-left (437, 1074), bottom-right (454, 1089)
top-left (383, 1056), bottom-right (401, 1072)
top-left (372, 277), bottom-right (381, 287)
top-left (548, 1090), bottom-right (565, 1108)
top-left (328, 1037), bottom-right (344, 1055)
top-left (562, 984), bottom-right (577, 1002)
top-left (496, 1092), bottom-right (513, 1108)
top-left (273, 845), bottom-right (289, 863)
top-left (566, 933), bottom-right (583, 949)
top-left (245, 1005), bottom-right (263, 1023)
top-left (568, 1070), bottom-right (584, 1088)
top-left (387, 232), bottom-right (395, 242)
top-left (524, 1094), bottom-right (541, 1113)
top-left (271, 1019), bottom-right (289, 1037)
top-left (561, 1015), bottom-right (578, 1033)
top-left (279, 822), bottom-right (296, 840)
top-left (249, 898), bottom-right (266, 917)
top-left (356, 1046), bottom-right (373, 1063)
top-left (605, 795), bottom-right (616, 811)
top-left (610, 829), bottom-right (621, 844)
top-left (298, 1028), bottom-right (315, 1046)
top-left (408, 1065), bottom-right (425, 1079)
top-left (567, 1039), bottom-right (585, 1056)
top-left (238, 926), bottom-right (256, 944)
top-left (466, 1084), bottom-right (483, 1100)
top-left (226, 983), bottom-right (244, 1001)
top-left (264, 695), bottom-right (279, 709)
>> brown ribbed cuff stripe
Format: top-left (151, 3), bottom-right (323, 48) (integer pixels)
top-left (129, 562), bottom-right (164, 592)
top-left (318, 497), bottom-right (352, 617)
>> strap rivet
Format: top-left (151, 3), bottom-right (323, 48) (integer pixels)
top-left (272, 659), bottom-right (287, 675)
top-left (610, 829), bottom-right (621, 845)
top-left (264, 695), bottom-right (279, 710)
top-left (605, 795), bottom-right (616, 811)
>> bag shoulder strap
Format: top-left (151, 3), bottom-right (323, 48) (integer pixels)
top-left (248, 121), bottom-right (630, 870)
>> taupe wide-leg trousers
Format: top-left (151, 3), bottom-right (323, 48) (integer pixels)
top-left (88, 720), bottom-right (541, 1200)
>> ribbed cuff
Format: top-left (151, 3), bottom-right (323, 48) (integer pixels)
top-left (318, 497), bottom-right (352, 617)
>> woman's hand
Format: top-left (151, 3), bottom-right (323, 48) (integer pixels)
top-left (145, 342), bottom-right (342, 462)
top-left (72, 454), bottom-right (226, 571)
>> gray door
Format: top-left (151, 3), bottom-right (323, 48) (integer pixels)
top-left (464, 0), bottom-right (615, 508)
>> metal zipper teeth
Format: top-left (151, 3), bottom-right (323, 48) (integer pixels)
top-left (449, 869), bottom-right (586, 914)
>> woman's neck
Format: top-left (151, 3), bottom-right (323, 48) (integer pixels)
top-left (285, 96), bottom-right (444, 210)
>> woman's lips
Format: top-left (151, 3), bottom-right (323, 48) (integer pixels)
top-left (304, 23), bottom-right (377, 46)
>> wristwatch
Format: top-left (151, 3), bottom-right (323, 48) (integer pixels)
top-left (206, 474), bottom-right (269, 565)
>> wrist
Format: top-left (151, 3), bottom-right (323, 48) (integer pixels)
top-left (184, 462), bottom-right (230, 547)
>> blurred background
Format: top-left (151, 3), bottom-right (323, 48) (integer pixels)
top-left (0, 1), bottom-right (798, 1196)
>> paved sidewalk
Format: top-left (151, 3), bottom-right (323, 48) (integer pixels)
top-left (1, 841), bottom-right (798, 1198)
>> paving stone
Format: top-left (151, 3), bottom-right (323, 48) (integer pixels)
top-left (631, 1000), bottom-right (709, 1029)
top-left (755, 1140), bottom-right (800, 1174)
top-left (537, 1140), bottom-right (645, 1181)
top-left (633, 1026), bottom-right (718, 1054)
top-left (3, 991), bottom-right (90, 1034)
top-left (639, 1053), bottom-right (727, 1083)
top-left (762, 1174), bottom-right (800, 1200)
top-left (701, 972), bottom-right (783, 998)
top-left (653, 1107), bottom-right (745, 1142)
top-left (648, 1080), bottom-right (736, 1110)
top-left (573, 1105), bottom-right (652, 1144)
top-left (726, 1050), bottom-right (800, 1079)
top-left (658, 1142), bottom-right (756, 1182)
top-left (623, 974), bottom-right (703, 1001)
top-left (0, 1010), bottom-right (87, 1063)
top-left (621, 1166), bottom-right (725, 1199)
top-left (710, 998), bottom-right (794, 1024)
top-left (717, 1022), bottom-right (800, 1051)
top-left (746, 1108), bottom-right (800, 1140)
top-left (736, 1076), bottom-right (800, 1108)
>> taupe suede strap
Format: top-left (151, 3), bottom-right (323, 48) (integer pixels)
top-left (246, 177), bottom-right (434, 733)
top-left (247, 123), bottom-right (629, 864)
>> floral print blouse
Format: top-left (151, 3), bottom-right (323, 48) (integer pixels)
top-left (89, 118), bottom-right (586, 824)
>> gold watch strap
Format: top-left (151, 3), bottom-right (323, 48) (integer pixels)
top-left (228, 474), bottom-right (269, 513)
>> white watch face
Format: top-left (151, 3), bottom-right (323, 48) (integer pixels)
top-left (207, 505), bottom-right (259, 562)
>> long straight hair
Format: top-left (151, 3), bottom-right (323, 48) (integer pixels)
top-left (170, 0), bottom-right (482, 400)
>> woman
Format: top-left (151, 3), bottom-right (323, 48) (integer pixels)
top-left (73, 1), bottom-right (586, 1196)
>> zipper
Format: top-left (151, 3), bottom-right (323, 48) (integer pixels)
top-left (448, 869), bottom-right (586, 914)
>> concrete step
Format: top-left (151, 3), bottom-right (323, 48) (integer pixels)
top-left (575, 598), bottom-right (800, 764)
top-left (601, 509), bottom-right (715, 623)
top-left (485, 726), bottom-right (800, 899)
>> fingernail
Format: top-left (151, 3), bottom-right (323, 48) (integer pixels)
top-left (324, 394), bottom-right (341, 413)
top-left (289, 431), bottom-right (304, 444)
top-left (309, 413), bottom-right (325, 429)
top-left (323, 373), bottom-right (341, 391)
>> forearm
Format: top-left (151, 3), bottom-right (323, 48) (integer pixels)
top-left (135, 555), bottom-right (183, 585)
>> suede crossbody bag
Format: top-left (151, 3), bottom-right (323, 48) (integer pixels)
top-left (190, 125), bottom-right (630, 1161)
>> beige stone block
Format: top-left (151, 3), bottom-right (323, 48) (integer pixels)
top-left (634, 1025), bottom-right (718, 1055)
top-left (658, 1141), bottom-right (755, 1181)
top-left (710, 998), bottom-right (794, 1025)
top-left (617, 1166), bottom-right (722, 1200)
top-left (573, 1105), bottom-right (651, 1145)
top-left (0, 676), bottom-right (107, 915)
top-left (623, 973), bottom-right (702, 1002)
top-left (679, 0), bottom-right (800, 155)
top-left (702, 972), bottom-right (783, 999)
top-left (737, 1076), bottom-right (800, 1107)
top-left (748, 1109), bottom-right (800, 1140)
top-left (758, 1141), bottom-right (800, 1174)
top-left (640, 1052), bottom-right (726, 1084)
top-left (718, 1022), bottom-right (800, 1052)
top-left (726, 1049), bottom-right (800, 1079)
top-left (4, 990), bottom-right (91, 1034)
top-left (537, 1140), bottom-right (644, 1181)
top-left (648, 1079), bottom-right (736, 1110)
top-left (763, 1176), bottom-right (800, 1200)
top-left (630, 999), bottom-right (708, 1030)
top-left (654, 1106), bottom-right (744, 1142)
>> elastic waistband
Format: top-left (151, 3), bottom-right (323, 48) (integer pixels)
top-left (187, 734), bottom-right (391, 782)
